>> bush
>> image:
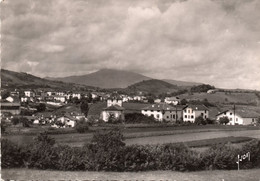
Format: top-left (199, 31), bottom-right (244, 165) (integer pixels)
top-left (11, 117), bottom-right (20, 125)
top-left (125, 113), bottom-right (156, 124)
top-left (83, 128), bottom-right (126, 171)
top-left (195, 116), bottom-right (207, 125)
top-left (1, 139), bottom-right (26, 168)
top-left (219, 117), bottom-right (230, 125)
top-left (25, 132), bottom-right (57, 169)
top-left (54, 145), bottom-right (86, 170)
top-left (2, 129), bottom-right (260, 172)
top-left (75, 119), bottom-right (89, 133)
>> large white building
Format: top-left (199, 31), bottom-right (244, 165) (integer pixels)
top-left (183, 105), bottom-right (209, 123)
top-left (216, 109), bottom-right (259, 125)
top-left (141, 103), bottom-right (183, 122)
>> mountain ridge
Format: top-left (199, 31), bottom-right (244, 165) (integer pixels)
top-left (46, 69), bottom-right (202, 88)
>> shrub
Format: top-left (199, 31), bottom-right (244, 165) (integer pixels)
top-left (25, 132), bottom-right (57, 169)
top-left (75, 119), bottom-right (89, 133)
top-left (83, 128), bottom-right (126, 171)
top-left (54, 145), bottom-right (86, 170)
top-left (1, 139), bottom-right (25, 168)
top-left (240, 139), bottom-right (260, 168)
top-left (11, 117), bottom-right (20, 125)
top-left (195, 116), bottom-right (207, 125)
top-left (219, 117), bottom-right (230, 125)
top-left (125, 113), bottom-right (156, 124)
top-left (202, 143), bottom-right (240, 170)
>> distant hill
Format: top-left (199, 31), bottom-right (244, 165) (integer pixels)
top-left (0, 69), bottom-right (90, 90)
top-left (47, 69), bottom-right (151, 89)
top-left (163, 79), bottom-right (202, 87)
top-left (125, 79), bottom-right (179, 95)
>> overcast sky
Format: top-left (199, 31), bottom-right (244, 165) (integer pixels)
top-left (2, 0), bottom-right (260, 90)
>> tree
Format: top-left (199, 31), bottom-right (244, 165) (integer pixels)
top-left (75, 119), bottom-right (89, 133)
top-left (219, 117), bottom-right (230, 125)
top-left (147, 97), bottom-right (154, 104)
top-left (90, 128), bottom-right (125, 150)
top-left (80, 100), bottom-right (89, 117)
top-left (20, 117), bottom-right (31, 127)
top-left (1, 91), bottom-right (10, 100)
top-left (37, 103), bottom-right (46, 112)
top-left (180, 99), bottom-right (188, 105)
top-left (195, 116), bottom-right (207, 125)
top-left (11, 117), bottom-right (20, 125)
top-left (1, 121), bottom-right (7, 134)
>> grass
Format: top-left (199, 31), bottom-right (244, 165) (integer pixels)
top-left (2, 125), bottom-right (259, 147)
top-left (2, 168), bottom-right (260, 181)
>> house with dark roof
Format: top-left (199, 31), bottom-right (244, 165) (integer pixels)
top-left (101, 96), bottom-right (125, 122)
top-left (216, 109), bottom-right (260, 125)
top-left (52, 113), bottom-right (77, 128)
top-left (183, 104), bottom-right (209, 123)
top-left (141, 103), bottom-right (184, 122)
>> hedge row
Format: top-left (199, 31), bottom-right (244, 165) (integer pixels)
top-left (2, 130), bottom-right (260, 171)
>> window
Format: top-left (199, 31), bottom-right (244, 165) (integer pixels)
top-left (230, 112), bottom-right (232, 115)
top-left (230, 118), bottom-right (232, 121)
top-left (173, 114), bottom-right (175, 119)
top-left (166, 116), bottom-right (169, 119)
top-left (157, 110), bottom-right (160, 112)
top-left (191, 115), bottom-right (194, 119)
top-left (157, 115), bottom-right (160, 118)
top-left (188, 110), bottom-right (190, 113)
top-left (188, 115), bottom-right (190, 119)
top-left (201, 113), bottom-right (204, 116)
top-left (205, 115), bottom-right (207, 119)
top-left (184, 110), bottom-right (186, 113)
top-left (185, 115), bottom-right (187, 118)
top-left (205, 110), bottom-right (207, 113)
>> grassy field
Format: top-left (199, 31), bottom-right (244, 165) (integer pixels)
top-left (2, 168), bottom-right (260, 181)
top-left (2, 125), bottom-right (259, 147)
top-left (178, 92), bottom-right (259, 105)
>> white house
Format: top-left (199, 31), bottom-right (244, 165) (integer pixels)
top-left (164, 97), bottom-right (180, 105)
top-left (154, 99), bottom-right (161, 103)
top-left (141, 103), bottom-right (183, 122)
top-left (52, 114), bottom-right (77, 128)
top-left (216, 109), bottom-right (259, 125)
top-left (6, 96), bottom-right (14, 103)
top-left (24, 90), bottom-right (35, 97)
top-left (107, 97), bottom-right (123, 107)
top-left (183, 105), bottom-right (209, 123)
top-left (53, 95), bottom-right (66, 103)
top-left (101, 105), bottom-right (125, 122)
top-left (101, 97), bottom-right (125, 122)
top-left (72, 93), bottom-right (81, 99)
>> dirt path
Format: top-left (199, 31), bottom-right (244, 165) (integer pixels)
top-left (2, 168), bottom-right (260, 181)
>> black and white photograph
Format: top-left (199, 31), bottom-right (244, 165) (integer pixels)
top-left (1, 0), bottom-right (260, 180)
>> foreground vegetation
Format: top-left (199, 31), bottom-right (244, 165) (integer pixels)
top-left (2, 129), bottom-right (260, 172)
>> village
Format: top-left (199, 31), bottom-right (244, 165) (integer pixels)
top-left (1, 86), bottom-right (260, 131)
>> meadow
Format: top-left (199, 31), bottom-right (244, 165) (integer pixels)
top-left (3, 124), bottom-right (259, 147)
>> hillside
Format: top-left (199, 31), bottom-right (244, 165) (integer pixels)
top-left (178, 92), bottom-right (260, 106)
top-left (0, 69), bottom-right (90, 90)
top-left (47, 69), bottom-right (151, 89)
top-left (125, 79), bottom-right (179, 95)
top-left (163, 79), bottom-right (202, 87)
